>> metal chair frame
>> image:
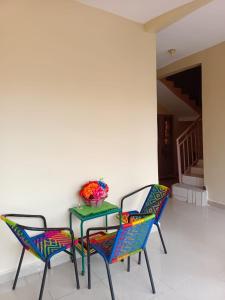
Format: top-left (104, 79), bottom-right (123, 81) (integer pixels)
top-left (86, 213), bottom-right (156, 300)
top-left (121, 184), bottom-right (169, 255)
top-left (1, 214), bottom-right (80, 300)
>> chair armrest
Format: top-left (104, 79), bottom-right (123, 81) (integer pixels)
top-left (86, 225), bottom-right (120, 252)
top-left (19, 224), bottom-right (73, 234)
top-left (19, 225), bottom-right (76, 246)
top-left (121, 185), bottom-right (153, 212)
top-left (128, 213), bottom-right (155, 223)
top-left (3, 213), bottom-right (47, 228)
top-left (86, 225), bottom-right (120, 238)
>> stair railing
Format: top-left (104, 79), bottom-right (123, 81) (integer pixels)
top-left (176, 116), bottom-right (203, 183)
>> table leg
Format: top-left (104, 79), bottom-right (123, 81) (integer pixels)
top-left (105, 215), bottom-right (108, 232)
top-left (80, 221), bottom-right (85, 276)
top-left (119, 210), bottom-right (122, 225)
top-left (69, 212), bottom-right (73, 230)
top-left (69, 212), bottom-right (74, 263)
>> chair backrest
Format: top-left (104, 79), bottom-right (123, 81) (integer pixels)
top-left (140, 184), bottom-right (170, 223)
top-left (0, 215), bottom-right (44, 260)
top-left (109, 215), bottom-right (155, 263)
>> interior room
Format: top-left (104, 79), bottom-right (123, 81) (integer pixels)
top-left (1, 1), bottom-right (225, 299)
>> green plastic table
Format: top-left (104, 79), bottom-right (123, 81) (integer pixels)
top-left (69, 201), bottom-right (121, 275)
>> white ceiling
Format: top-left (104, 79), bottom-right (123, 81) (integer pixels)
top-left (77, 0), bottom-right (192, 23)
top-left (157, 0), bottom-right (225, 68)
top-left (77, 0), bottom-right (225, 69)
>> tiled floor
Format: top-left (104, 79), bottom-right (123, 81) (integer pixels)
top-left (1, 198), bottom-right (225, 300)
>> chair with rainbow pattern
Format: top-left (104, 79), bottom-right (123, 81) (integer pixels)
top-left (120, 184), bottom-right (170, 259)
top-left (0, 214), bottom-right (80, 300)
top-left (86, 213), bottom-right (156, 300)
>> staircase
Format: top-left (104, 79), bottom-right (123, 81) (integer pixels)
top-left (173, 160), bottom-right (207, 206)
top-left (160, 65), bottom-right (207, 206)
top-left (172, 117), bottom-right (207, 206)
top-left (160, 65), bottom-right (202, 115)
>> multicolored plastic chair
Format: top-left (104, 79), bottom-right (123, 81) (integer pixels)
top-left (86, 213), bottom-right (156, 300)
top-left (120, 184), bottom-right (170, 257)
top-left (0, 214), bottom-right (80, 300)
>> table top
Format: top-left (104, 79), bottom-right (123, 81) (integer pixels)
top-left (69, 201), bottom-right (120, 221)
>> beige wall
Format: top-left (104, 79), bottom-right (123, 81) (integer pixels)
top-left (0, 0), bottom-right (157, 275)
top-left (158, 42), bottom-right (225, 205)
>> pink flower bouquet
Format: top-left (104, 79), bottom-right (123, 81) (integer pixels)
top-left (79, 180), bottom-right (109, 207)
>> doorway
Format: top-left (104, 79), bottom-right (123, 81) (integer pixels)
top-left (157, 114), bottom-right (177, 187)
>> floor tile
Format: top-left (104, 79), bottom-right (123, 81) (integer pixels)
top-left (58, 279), bottom-right (116, 300)
top-left (154, 290), bottom-right (189, 300)
top-left (0, 276), bottom-right (53, 300)
top-left (46, 262), bottom-right (79, 299)
top-left (0, 278), bottom-right (26, 295)
top-left (99, 256), bottom-right (173, 300)
top-left (175, 275), bottom-right (225, 300)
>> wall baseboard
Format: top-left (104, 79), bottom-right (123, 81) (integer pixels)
top-left (208, 200), bottom-right (225, 209)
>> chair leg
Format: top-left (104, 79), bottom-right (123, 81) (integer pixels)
top-left (87, 244), bottom-right (91, 289)
top-left (72, 247), bottom-right (80, 289)
top-left (138, 252), bottom-right (142, 265)
top-left (39, 262), bottom-right (48, 300)
top-left (103, 258), bottom-right (115, 300)
top-left (127, 256), bottom-right (130, 272)
top-left (70, 246), bottom-right (74, 263)
top-left (156, 223), bottom-right (167, 254)
top-left (143, 249), bottom-right (155, 294)
top-left (12, 247), bottom-right (25, 290)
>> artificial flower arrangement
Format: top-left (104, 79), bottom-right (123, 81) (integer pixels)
top-left (79, 180), bottom-right (109, 207)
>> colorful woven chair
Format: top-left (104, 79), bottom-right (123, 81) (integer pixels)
top-left (120, 184), bottom-right (170, 258)
top-left (0, 214), bottom-right (80, 300)
top-left (86, 213), bottom-right (156, 300)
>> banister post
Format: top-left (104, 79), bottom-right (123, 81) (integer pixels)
top-left (177, 140), bottom-right (182, 183)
